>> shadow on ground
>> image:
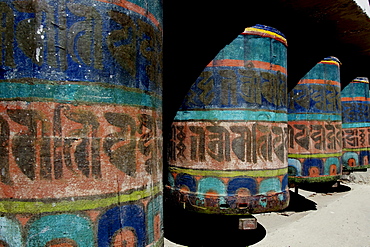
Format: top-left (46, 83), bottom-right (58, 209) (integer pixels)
top-left (296, 183), bottom-right (352, 194)
top-left (164, 184), bottom-right (352, 246)
top-left (281, 190), bottom-right (318, 212)
top-left (164, 189), bottom-right (325, 246)
top-left (164, 206), bottom-right (266, 247)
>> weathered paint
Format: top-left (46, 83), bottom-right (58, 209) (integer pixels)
top-left (165, 24), bottom-right (289, 215)
top-left (0, 0), bottom-right (163, 246)
top-left (341, 77), bottom-right (370, 171)
top-left (288, 57), bottom-right (342, 185)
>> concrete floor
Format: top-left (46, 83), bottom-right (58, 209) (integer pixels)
top-left (164, 171), bottom-right (370, 246)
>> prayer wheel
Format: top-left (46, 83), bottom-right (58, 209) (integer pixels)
top-left (288, 56), bottom-right (342, 185)
top-left (166, 24), bottom-right (289, 215)
top-left (341, 77), bottom-right (370, 171)
top-left (0, 1), bottom-right (163, 246)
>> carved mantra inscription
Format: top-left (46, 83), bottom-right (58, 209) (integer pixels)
top-left (0, 101), bottom-right (162, 198)
top-left (169, 121), bottom-right (288, 170)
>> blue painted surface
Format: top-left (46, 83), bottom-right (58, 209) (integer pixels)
top-left (97, 205), bottom-right (146, 247)
top-left (0, 0), bottom-right (163, 95)
top-left (288, 84), bottom-right (341, 115)
top-left (302, 158), bottom-right (324, 177)
top-left (180, 66), bottom-right (287, 111)
top-left (227, 177), bottom-right (258, 196)
top-left (175, 173), bottom-right (197, 192)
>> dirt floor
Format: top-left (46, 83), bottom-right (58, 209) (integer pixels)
top-left (164, 170), bottom-right (370, 247)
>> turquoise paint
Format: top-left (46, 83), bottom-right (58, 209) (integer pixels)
top-left (147, 195), bottom-right (163, 244)
top-left (259, 178), bottom-right (281, 195)
top-left (175, 110), bottom-right (287, 121)
top-left (288, 158), bottom-right (302, 176)
top-left (167, 173), bottom-right (175, 187)
top-left (0, 217), bottom-right (23, 247)
top-left (259, 197), bottom-right (268, 208)
top-left (213, 35), bottom-right (287, 69)
top-left (301, 63), bottom-right (340, 82)
top-left (324, 157), bottom-right (340, 175)
top-left (26, 214), bottom-right (94, 247)
top-left (128, 0), bottom-right (163, 24)
top-left (342, 152), bottom-right (359, 166)
top-left (197, 177), bottom-right (227, 204)
top-left (342, 122), bottom-right (370, 128)
top-left (341, 80), bottom-right (370, 98)
top-left (0, 82), bottom-right (161, 108)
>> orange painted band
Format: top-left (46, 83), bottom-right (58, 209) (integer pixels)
top-left (341, 97), bottom-right (369, 102)
top-left (97, 0), bottom-right (161, 28)
top-left (206, 59), bottom-right (287, 74)
top-left (298, 79), bottom-right (340, 86)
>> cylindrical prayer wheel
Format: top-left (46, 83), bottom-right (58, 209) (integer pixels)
top-left (288, 56), bottom-right (342, 185)
top-left (0, 1), bottom-right (163, 246)
top-left (166, 24), bottom-right (289, 215)
top-left (341, 77), bottom-right (370, 171)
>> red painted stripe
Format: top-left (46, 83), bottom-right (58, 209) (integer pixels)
top-left (206, 59), bottom-right (287, 74)
top-left (298, 79), bottom-right (340, 86)
top-left (96, 0), bottom-right (161, 28)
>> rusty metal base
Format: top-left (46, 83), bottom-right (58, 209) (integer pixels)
top-left (239, 216), bottom-right (257, 230)
top-left (164, 186), bottom-right (290, 215)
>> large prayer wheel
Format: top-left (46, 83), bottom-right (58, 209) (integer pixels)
top-left (166, 24), bottom-right (289, 215)
top-left (288, 57), bottom-right (342, 185)
top-left (341, 77), bottom-right (370, 171)
top-left (0, 1), bottom-right (163, 246)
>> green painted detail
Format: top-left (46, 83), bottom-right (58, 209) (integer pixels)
top-left (343, 148), bottom-right (369, 152)
top-left (288, 152), bottom-right (342, 158)
top-left (153, 237), bottom-right (165, 247)
top-left (0, 185), bottom-right (162, 214)
top-left (169, 167), bottom-right (287, 178)
top-left (288, 175), bottom-right (340, 184)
